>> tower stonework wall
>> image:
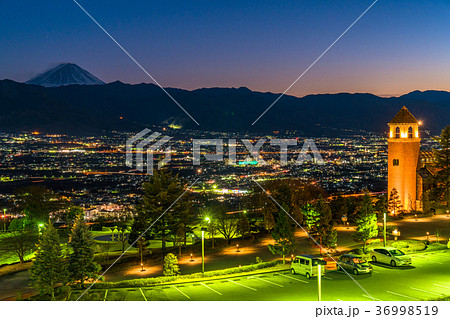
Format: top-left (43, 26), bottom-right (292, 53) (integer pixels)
top-left (387, 106), bottom-right (421, 212)
top-left (388, 139), bottom-right (420, 210)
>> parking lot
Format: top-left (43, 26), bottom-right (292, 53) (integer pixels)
top-left (70, 250), bottom-right (450, 301)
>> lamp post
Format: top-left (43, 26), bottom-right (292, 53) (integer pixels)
top-left (236, 244), bottom-right (240, 252)
top-left (415, 214), bottom-right (418, 221)
top-left (201, 227), bottom-right (207, 274)
top-left (426, 232), bottom-right (430, 243)
top-left (383, 211), bottom-right (387, 247)
top-left (317, 259), bottom-right (327, 301)
top-left (392, 229), bottom-right (400, 241)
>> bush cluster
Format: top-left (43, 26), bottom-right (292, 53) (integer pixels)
top-left (92, 260), bottom-right (281, 289)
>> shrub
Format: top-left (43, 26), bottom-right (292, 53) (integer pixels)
top-left (255, 257), bottom-right (263, 264)
top-left (91, 260), bottom-right (281, 289)
top-left (163, 253), bottom-right (180, 276)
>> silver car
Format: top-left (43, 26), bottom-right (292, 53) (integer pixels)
top-left (370, 247), bottom-right (412, 267)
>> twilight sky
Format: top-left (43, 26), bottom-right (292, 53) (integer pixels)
top-left (1, 0), bottom-right (449, 97)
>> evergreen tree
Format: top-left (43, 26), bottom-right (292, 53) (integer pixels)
top-left (268, 208), bottom-right (296, 264)
top-left (432, 126), bottom-right (450, 208)
top-left (315, 198), bottom-right (337, 249)
top-left (163, 253), bottom-right (180, 276)
top-left (302, 203), bottom-right (320, 233)
top-left (130, 170), bottom-right (191, 257)
top-left (263, 211), bottom-right (275, 233)
top-left (388, 188), bottom-right (401, 215)
top-left (353, 194), bottom-right (378, 252)
top-left (30, 223), bottom-right (67, 300)
top-left (68, 214), bottom-right (101, 288)
top-left (237, 212), bottom-right (251, 239)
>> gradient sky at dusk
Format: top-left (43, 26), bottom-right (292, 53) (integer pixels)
top-left (1, 0), bottom-right (449, 97)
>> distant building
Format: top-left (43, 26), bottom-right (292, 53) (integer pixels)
top-left (387, 106), bottom-right (433, 211)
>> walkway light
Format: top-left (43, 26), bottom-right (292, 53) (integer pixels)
top-left (236, 244), bottom-right (240, 252)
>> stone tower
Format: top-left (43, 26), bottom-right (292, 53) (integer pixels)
top-left (388, 106), bottom-right (420, 211)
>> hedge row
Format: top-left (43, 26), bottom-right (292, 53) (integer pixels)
top-left (92, 260), bottom-right (282, 289)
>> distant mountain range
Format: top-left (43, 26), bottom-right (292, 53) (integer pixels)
top-left (26, 63), bottom-right (105, 87)
top-left (0, 64), bottom-right (448, 135)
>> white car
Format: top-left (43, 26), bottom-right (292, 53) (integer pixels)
top-left (370, 247), bottom-right (412, 267)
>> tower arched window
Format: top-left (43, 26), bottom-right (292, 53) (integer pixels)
top-left (408, 126), bottom-right (413, 138)
top-left (395, 127), bottom-right (400, 138)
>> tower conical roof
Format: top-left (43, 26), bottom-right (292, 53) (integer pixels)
top-left (389, 106), bottom-right (418, 124)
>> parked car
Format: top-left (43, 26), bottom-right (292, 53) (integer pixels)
top-left (337, 254), bottom-right (373, 275)
top-left (291, 254), bottom-right (326, 279)
top-left (370, 247), bottom-right (412, 267)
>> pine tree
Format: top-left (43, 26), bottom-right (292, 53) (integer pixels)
top-left (388, 188), bottom-right (401, 215)
top-left (130, 170), bottom-right (191, 257)
top-left (30, 223), bottom-right (67, 300)
top-left (237, 212), bottom-right (251, 239)
top-left (302, 203), bottom-right (320, 234)
top-left (353, 194), bottom-right (378, 252)
top-left (68, 214), bottom-right (100, 288)
top-left (315, 198), bottom-right (336, 248)
top-left (268, 208), bottom-right (296, 264)
top-left (263, 211), bottom-right (275, 233)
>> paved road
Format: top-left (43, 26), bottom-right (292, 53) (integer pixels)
top-left (71, 250), bottom-right (450, 301)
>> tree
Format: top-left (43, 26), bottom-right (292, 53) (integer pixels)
top-left (130, 170), bottom-right (190, 257)
top-left (200, 206), bottom-right (218, 249)
top-left (163, 253), bottom-right (180, 276)
top-left (64, 206), bottom-right (83, 233)
top-left (237, 212), bottom-right (251, 239)
top-left (388, 188), bottom-right (401, 215)
top-left (302, 204), bottom-right (320, 233)
top-left (315, 198), bottom-right (337, 249)
top-left (268, 208), bottom-right (296, 264)
top-left (353, 194), bottom-right (378, 252)
top-left (432, 126), bottom-right (450, 208)
top-left (329, 194), bottom-right (348, 222)
top-left (263, 211), bottom-right (275, 233)
top-left (30, 223), bottom-right (67, 300)
top-left (0, 228), bottom-right (38, 263)
top-left (213, 202), bottom-right (238, 245)
top-left (68, 214), bottom-right (101, 288)
top-left (17, 186), bottom-right (66, 224)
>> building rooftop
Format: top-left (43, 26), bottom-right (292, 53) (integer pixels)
top-left (389, 106), bottom-right (418, 124)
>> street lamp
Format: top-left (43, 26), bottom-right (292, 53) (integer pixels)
top-left (415, 214), bottom-right (418, 221)
top-left (201, 227), bottom-right (207, 274)
top-left (236, 244), bottom-right (240, 252)
top-left (317, 259), bottom-right (327, 301)
top-left (38, 223), bottom-right (44, 235)
top-left (392, 229), bottom-right (400, 241)
top-left (447, 210), bottom-right (449, 218)
top-left (426, 232), bottom-right (430, 243)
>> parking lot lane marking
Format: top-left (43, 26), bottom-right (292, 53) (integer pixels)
top-left (254, 276), bottom-right (284, 287)
top-left (386, 291), bottom-right (419, 301)
top-left (323, 276), bottom-right (333, 280)
top-left (410, 287), bottom-right (443, 296)
top-left (227, 279), bottom-right (257, 291)
top-left (433, 283), bottom-right (450, 290)
top-left (373, 270), bottom-right (380, 273)
top-left (139, 288), bottom-right (147, 301)
top-left (200, 282), bottom-right (223, 295)
top-left (103, 289), bottom-right (108, 301)
top-left (278, 273), bottom-right (309, 284)
top-left (363, 294), bottom-right (382, 301)
top-left (171, 285), bottom-right (190, 299)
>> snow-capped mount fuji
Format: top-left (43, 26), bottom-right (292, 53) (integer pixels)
top-left (26, 63), bottom-right (105, 87)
